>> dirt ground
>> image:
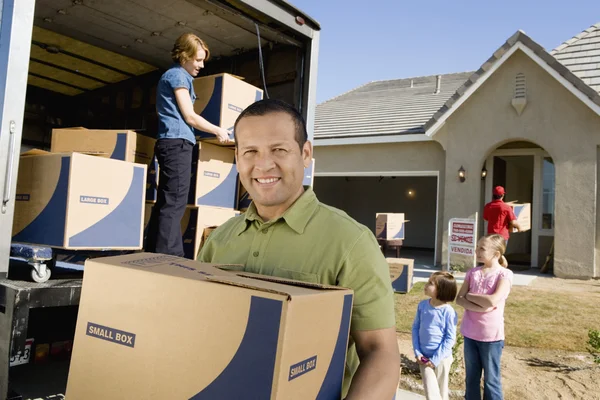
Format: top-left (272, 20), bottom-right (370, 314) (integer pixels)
top-left (398, 276), bottom-right (600, 400)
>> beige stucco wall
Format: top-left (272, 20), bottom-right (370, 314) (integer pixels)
top-left (313, 141), bottom-right (445, 173)
top-left (313, 141), bottom-right (446, 263)
top-left (435, 49), bottom-right (600, 278)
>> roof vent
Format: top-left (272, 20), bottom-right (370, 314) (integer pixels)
top-left (434, 75), bottom-right (441, 94)
top-left (511, 73), bottom-right (527, 115)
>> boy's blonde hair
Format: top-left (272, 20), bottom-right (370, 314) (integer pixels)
top-left (483, 234), bottom-right (508, 268)
top-left (171, 33), bottom-right (210, 64)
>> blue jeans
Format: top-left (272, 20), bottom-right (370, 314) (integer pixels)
top-left (464, 337), bottom-right (504, 400)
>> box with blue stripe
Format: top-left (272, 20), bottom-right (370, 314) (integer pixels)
top-left (387, 257), bottom-right (414, 293)
top-left (12, 151), bottom-right (146, 249)
top-left (50, 128), bottom-right (158, 203)
top-left (190, 142), bottom-right (238, 209)
top-left (376, 213), bottom-right (408, 240)
top-left (66, 253), bottom-right (353, 400)
top-left (143, 204), bottom-right (239, 259)
top-left (192, 73), bottom-right (263, 144)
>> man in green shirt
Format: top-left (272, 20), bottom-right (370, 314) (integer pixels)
top-left (198, 99), bottom-right (399, 399)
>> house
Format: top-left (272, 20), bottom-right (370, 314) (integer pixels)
top-left (313, 24), bottom-right (600, 279)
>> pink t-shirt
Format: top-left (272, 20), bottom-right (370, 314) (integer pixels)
top-left (460, 266), bottom-right (513, 342)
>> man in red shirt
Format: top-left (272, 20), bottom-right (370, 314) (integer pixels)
top-left (483, 186), bottom-right (521, 243)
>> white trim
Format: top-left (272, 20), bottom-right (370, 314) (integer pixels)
top-left (315, 170), bottom-right (439, 177)
top-left (314, 134), bottom-right (433, 147)
top-left (486, 148), bottom-right (558, 267)
top-left (314, 171), bottom-right (440, 264)
top-left (531, 154), bottom-right (541, 267)
top-left (426, 41), bottom-right (600, 137)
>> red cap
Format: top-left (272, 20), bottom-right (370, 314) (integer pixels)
top-left (493, 186), bottom-right (505, 196)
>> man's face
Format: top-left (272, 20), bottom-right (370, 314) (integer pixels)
top-left (235, 112), bottom-right (312, 216)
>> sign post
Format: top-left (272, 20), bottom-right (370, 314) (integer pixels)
top-left (448, 213), bottom-right (478, 271)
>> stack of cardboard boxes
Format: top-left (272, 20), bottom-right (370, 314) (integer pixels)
top-left (11, 130), bottom-right (148, 250)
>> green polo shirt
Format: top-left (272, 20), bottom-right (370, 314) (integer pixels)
top-left (198, 187), bottom-right (396, 396)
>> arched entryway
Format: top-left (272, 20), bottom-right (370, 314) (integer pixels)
top-left (480, 141), bottom-right (555, 269)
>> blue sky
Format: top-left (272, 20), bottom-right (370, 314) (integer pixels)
top-left (292, 0), bottom-right (600, 103)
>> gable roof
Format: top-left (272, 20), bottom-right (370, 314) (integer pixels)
top-left (423, 30), bottom-right (600, 136)
top-left (314, 72), bottom-right (473, 141)
top-left (551, 23), bottom-right (600, 93)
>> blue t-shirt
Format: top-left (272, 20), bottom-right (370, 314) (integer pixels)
top-left (411, 299), bottom-right (458, 367)
top-left (156, 64), bottom-right (196, 144)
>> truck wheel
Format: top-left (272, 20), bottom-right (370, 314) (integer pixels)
top-left (31, 266), bottom-right (51, 283)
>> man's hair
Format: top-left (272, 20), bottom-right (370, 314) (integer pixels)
top-left (171, 33), bottom-right (210, 64)
top-left (429, 272), bottom-right (458, 303)
top-left (234, 99), bottom-right (308, 149)
top-left (493, 194), bottom-right (504, 200)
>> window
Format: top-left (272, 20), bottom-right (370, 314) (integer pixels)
top-left (541, 157), bottom-right (555, 230)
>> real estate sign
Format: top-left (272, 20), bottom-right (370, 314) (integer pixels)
top-left (448, 215), bottom-right (477, 271)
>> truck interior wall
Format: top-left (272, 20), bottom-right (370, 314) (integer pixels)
top-left (314, 176), bottom-right (438, 250)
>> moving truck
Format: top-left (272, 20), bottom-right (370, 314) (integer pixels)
top-left (0, 0), bottom-right (320, 396)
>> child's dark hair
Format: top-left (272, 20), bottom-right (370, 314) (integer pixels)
top-left (430, 272), bottom-right (458, 302)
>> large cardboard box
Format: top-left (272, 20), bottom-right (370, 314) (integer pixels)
top-left (509, 202), bottom-right (531, 232)
top-left (238, 158), bottom-right (316, 212)
top-left (193, 73), bottom-right (263, 143)
top-left (143, 205), bottom-right (239, 259)
top-left (376, 213), bottom-right (408, 240)
top-left (189, 142), bottom-right (238, 209)
top-left (50, 128), bottom-right (158, 203)
top-left (387, 257), bottom-right (414, 293)
top-left (66, 253), bottom-right (353, 400)
top-left (12, 151), bottom-right (146, 249)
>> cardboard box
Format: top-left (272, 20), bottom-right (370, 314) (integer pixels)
top-left (51, 128), bottom-right (155, 164)
top-left (193, 73), bottom-right (263, 143)
top-left (189, 142), bottom-right (238, 209)
top-left (509, 202), bottom-right (531, 232)
top-left (12, 151), bottom-right (146, 249)
top-left (238, 159), bottom-right (316, 212)
top-left (143, 205), bottom-right (239, 259)
top-left (50, 128), bottom-right (158, 203)
top-left (66, 253), bottom-right (353, 400)
top-left (387, 257), bottom-right (414, 293)
top-left (376, 213), bottom-right (407, 240)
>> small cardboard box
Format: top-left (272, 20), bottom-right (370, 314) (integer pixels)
top-left (50, 128), bottom-right (158, 203)
top-left (238, 159), bottom-right (316, 212)
top-left (66, 253), bottom-right (353, 400)
top-left (508, 202), bottom-right (531, 232)
top-left (189, 142), bottom-right (238, 209)
top-left (376, 213), bottom-right (408, 240)
top-left (386, 257), bottom-right (414, 293)
top-left (144, 205), bottom-right (239, 259)
top-left (12, 151), bottom-right (146, 249)
top-left (193, 73), bottom-right (263, 143)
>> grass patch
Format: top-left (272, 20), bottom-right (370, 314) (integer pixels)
top-left (395, 282), bottom-right (600, 352)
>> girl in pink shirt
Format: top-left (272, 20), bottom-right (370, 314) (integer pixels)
top-left (456, 234), bottom-right (513, 400)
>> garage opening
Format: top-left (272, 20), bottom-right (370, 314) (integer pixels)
top-left (314, 175), bottom-right (438, 266)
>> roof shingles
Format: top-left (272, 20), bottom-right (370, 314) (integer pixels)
top-left (315, 72), bottom-right (473, 139)
top-left (551, 23), bottom-right (600, 92)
